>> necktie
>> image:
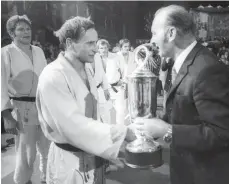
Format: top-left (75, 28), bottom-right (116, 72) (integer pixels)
top-left (164, 66), bottom-right (177, 92)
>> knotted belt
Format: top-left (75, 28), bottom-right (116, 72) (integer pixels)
top-left (10, 96), bottom-right (36, 102)
top-left (110, 81), bottom-right (119, 93)
top-left (55, 142), bottom-right (105, 168)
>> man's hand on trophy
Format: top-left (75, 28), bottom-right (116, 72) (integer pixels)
top-left (134, 118), bottom-right (171, 139)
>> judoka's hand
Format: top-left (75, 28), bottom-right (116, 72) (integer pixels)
top-left (134, 118), bottom-right (171, 139)
top-left (4, 118), bottom-right (18, 135)
top-left (2, 110), bottom-right (19, 135)
top-left (104, 89), bottom-right (110, 101)
top-left (109, 159), bottom-right (125, 169)
top-left (125, 123), bottom-right (137, 142)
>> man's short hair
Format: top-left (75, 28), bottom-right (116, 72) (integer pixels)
top-left (155, 5), bottom-right (196, 36)
top-left (119, 38), bottom-right (130, 48)
top-left (6, 15), bottom-right (31, 36)
top-left (97, 39), bottom-right (110, 49)
top-left (54, 16), bottom-right (95, 46)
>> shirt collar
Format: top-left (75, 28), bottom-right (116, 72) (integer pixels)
top-left (174, 40), bottom-right (197, 73)
top-left (12, 41), bottom-right (32, 49)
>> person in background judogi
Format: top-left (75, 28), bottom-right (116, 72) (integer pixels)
top-left (36, 16), bottom-right (136, 184)
top-left (1, 15), bottom-right (49, 184)
top-left (95, 39), bottom-right (117, 72)
top-left (106, 39), bottom-right (136, 125)
top-left (95, 40), bottom-right (118, 109)
top-left (91, 39), bottom-right (116, 124)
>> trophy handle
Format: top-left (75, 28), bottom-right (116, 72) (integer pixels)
top-left (134, 45), bottom-right (150, 68)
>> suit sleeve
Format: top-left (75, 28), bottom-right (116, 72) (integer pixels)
top-left (172, 64), bottom-right (229, 152)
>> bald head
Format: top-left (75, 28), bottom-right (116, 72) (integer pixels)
top-left (154, 5), bottom-right (196, 36)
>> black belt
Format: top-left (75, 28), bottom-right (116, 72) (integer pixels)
top-left (110, 82), bottom-right (119, 93)
top-left (55, 143), bottom-right (83, 152)
top-left (111, 81), bottom-right (119, 87)
top-left (55, 142), bottom-right (105, 168)
top-left (97, 83), bottom-right (102, 88)
top-left (10, 96), bottom-right (36, 102)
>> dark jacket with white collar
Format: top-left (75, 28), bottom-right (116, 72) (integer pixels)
top-left (164, 43), bottom-right (229, 184)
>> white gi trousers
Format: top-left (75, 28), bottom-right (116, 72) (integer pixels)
top-left (13, 123), bottom-right (50, 184)
top-left (11, 101), bottom-right (50, 184)
top-left (97, 87), bottom-right (113, 124)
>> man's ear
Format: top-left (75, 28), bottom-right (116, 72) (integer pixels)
top-left (167, 27), bottom-right (177, 42)
top-left (8, 31), bottom-right (15, 39)
top-left (65, 38), bottom-right (73, 50)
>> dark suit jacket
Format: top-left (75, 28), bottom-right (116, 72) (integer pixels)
top-left (164, 43), bottom-right (229, 184)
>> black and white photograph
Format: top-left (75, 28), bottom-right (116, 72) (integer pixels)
top-left (1, 1), bottom-right (229, 184)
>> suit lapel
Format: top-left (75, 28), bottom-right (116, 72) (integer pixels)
top-left (166, 43), bottom-right (203, 103)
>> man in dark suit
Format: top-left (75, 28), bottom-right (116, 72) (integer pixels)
top-left (136, 5), bottom-right (229, 184)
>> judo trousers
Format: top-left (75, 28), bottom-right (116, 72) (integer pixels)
top-left (14, 124), bottom-right (50, 184)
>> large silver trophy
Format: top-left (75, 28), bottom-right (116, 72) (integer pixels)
top-left (124, 44), bottom-right (163, 169)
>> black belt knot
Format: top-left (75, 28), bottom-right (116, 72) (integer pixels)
top-left (110, 81), bottom-right (119, 93)
top-left (10, 96), bottom-right (36, 102)
top-left (97, 83), bottom-right (102, 88)
top-left (54, 142), bottom-right (105, 168)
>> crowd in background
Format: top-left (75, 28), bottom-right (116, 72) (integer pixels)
top-left (3, 34), bottom-right (228, 66)
top-left (2, 28), bottom-right (229, 148)
top-left (201, 37), bottom-right (229, 65)
top-left (217, 45), bottom-right (229, 65)
top-left (33, 36), bottom-right (229, 66)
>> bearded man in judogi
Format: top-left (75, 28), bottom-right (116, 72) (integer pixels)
top-left (36, 16), bottom-right (136, 184)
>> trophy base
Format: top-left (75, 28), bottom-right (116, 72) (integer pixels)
top-left (124, 160), bottom-right (164, 169)
top-left (124, 143), bottom-right (163, 169)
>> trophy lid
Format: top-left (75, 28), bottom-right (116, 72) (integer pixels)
top-left (129, 44), bottom-right (157, 79)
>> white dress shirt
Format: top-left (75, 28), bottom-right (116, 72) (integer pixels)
top-left (173, 40), bottom-right (197, 74)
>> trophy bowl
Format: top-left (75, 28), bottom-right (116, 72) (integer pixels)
top-left (124, 44), bottom-right (163, 169)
